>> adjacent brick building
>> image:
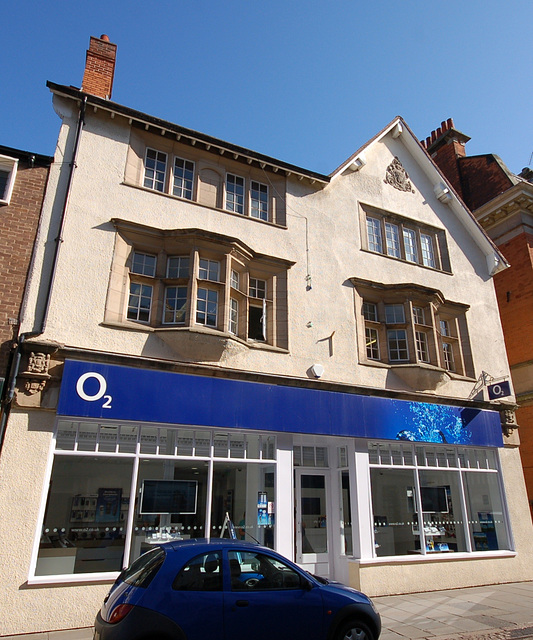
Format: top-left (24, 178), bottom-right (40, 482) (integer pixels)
top-left (423, 120), bottom-right (533, 510)
top-left (0, 146), bottom-right (53, 405)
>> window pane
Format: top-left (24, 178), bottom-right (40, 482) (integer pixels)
top-left (419, 469), bottom-right (467, 553)
top-left (212, 462), bottom-right (275, 548)
top-left (385, 222), bottom-right (401, 258)
top-left (366, 216), bottom-right (383, 253)
top-left (132, 252), bottom-right (156, 277)
top-left (36, 456), bottom-right (133, 576)
top-left (164, 286), bottom-right (188, 324)
top-left (229, 298), bottom-right (238, 334)
top-left (363, 301), bottom-right (378, 322)
top-left (421, 233), bottom-right (436, 268)
top-left (464, 472), bottom-right (509, 551)
top-left (230, 270), bottom-right (240, 290)
top-left (167, 256), bottom-right (189, 278)
top-left (415, 331), bottom-right (429, 362)
top-left (443, 342), bottom-right (455, 371)
top-left (144, 149), bottom-right (167, 192)
top-left (249, 278), bottom-right (266, 299)
top-left (371, 468), bottom-right (419, 557)
top-left (385, 304), bottom-right (405, 324)
top-left (413, 307), bottom-right (425, 325)
top-left (128, 283), bottom-right (153, 322)
top-left (365, 327), bottom-right (380, 360)
top-left (226, 174), bottom-right (245, 214)
top-left (388, 329), bottom-right (409, 361)
top-left (173, 551), bottom-right (223, 591)
top-left (199, 259), bottom-right (220, 281)
top-left (228, 549), bottom-right (299, 590)
top-left (403, 228), bottom-right (418, 263)
top-left (173, 158), bottom-right (195, 200)
top-left (340, 471), bottom-right (353, 555)
top-left (196, 288), bottom-right (218, 327)
top-left (251, 181), bottom-right (269, 221)
top-left (131, 459), bottom-right (207, 562)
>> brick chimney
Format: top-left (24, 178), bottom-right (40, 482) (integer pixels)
top-left (81, 34), bottom-right (117, 99)
top-left (421, 119), bottom-right (470, 198)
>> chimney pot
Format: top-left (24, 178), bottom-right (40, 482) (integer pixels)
top-left (100, 34), bottom-right (110, 41)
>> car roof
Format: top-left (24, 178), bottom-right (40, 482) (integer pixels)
top-left (163, 538), bottom-right (263, 553)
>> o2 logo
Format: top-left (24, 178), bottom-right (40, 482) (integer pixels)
top-left (76, 372), bottom-right (112, 409)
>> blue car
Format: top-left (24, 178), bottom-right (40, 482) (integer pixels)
top-left (94, 539), bottom-right (381, 640)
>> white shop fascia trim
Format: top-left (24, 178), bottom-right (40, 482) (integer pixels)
top-left (352, 550), bottom-right (517, 567)
top-left (27, 571), bottom-right (119, 586)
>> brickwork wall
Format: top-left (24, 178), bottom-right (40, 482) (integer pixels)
top-left (458, 155), bottom-right (514, 211)
top-left (429, 140), bottom-right (465, 199)
top-left (493, 232), bottom-right (533, 365)
top-left (0, 161), bottom-right (50, 378)
top-left (518, 402), bottom-right (533, 510)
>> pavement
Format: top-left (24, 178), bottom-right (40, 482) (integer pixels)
top-left (2, 581), bottom-right (533, 640)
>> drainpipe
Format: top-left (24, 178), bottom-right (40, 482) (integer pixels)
top-left (0, 95), bottom-right (87, 454)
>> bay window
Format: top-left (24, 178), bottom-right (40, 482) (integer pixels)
top-left (107, 221), bottom-right (291, 350)
top-left (352, 278), bottom-right (474, 377)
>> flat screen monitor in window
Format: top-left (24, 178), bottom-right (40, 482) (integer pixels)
top-left (140, 480), bottom-right (198, 515)
top-left (420, 486), bottom-right (449, 513)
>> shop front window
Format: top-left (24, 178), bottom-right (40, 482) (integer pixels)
top-left (36, 456), bottom-right (133, 576)
top-left (130, 459), bottom-right (209, 564)
top-left (211, 462), bottom-right (275, 549)
top-left (464, 472), bottom-right (509, 551)
top-left (369, 442), bottom-right (510, 557)
top-left (34, 421), bottom-right (276, 580)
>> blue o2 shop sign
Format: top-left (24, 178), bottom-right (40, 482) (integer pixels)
top-left (57, 360), bottom-right (504, 447)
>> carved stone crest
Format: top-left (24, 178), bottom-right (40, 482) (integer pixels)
top-left (385, 157), bottom-right (415, 193)
top-left (27, 352), bottom-right (51, 374)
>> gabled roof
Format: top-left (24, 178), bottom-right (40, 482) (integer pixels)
top-left (330, 116), bottom-right (509, 276)
top-left (47, 81), bottom-right (330, 186)
top-left (47, 83), bottom-right (507, 277)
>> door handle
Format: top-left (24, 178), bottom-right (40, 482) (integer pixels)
top-left (235, 600), bottom-right (249, 607)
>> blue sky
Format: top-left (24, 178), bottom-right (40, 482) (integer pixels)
top-left (3, 1), bottom-right (532, 176)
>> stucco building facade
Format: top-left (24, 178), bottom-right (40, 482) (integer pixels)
top-left (1, 37), bottom-right (532, 636)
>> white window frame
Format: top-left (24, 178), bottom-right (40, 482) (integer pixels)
top-left (172, 157), bottom-right (195, 200)
top-left (167, 255), bottom-right (190, 279)
top-left (387, 329), bottom-right (409, 361)
top-left (229, 297), bottom-right (239, 334)
top-left (385, 221), bottom-right (401, 258)
top-left (199, 258), bottom-right (220, 282)
top-left (421, 233), bottom-right (436, 268)
top-left (250, 180), bottom-right (269, 221)
top-left (365, 327), bottom-right (380, 360)
top-left (403, 228), bottom-right (418, 263)
top-left (249, 278), bottom-right (267, 299)
top-left (385, 303), bottom-right (405, 324)
top-left (143, 148), bottom-right (167, 192)
top-left (0, 154), bottom-right (18, 205)
top-left (225, 173), bottom-right (245, 214)
top-left (163, 285), bottom-right (188, 325)
top-left (230, 269), bottom-right (240, 290)
top-left (415, 330), bottom-right (430, 363)
top-left (196, 287), bottom-right (218, 327)
top-left (127, 282), bottom-right (153, 323)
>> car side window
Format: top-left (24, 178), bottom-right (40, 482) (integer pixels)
top-left (172, 551), bottom-right (223, 591)
top-left (228, 550), bottom-right (303, 591)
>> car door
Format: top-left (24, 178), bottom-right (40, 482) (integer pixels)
top-left (223, 549), bottom-right (325, 640)
top-left (158, 550), bottom-right (225, 640)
